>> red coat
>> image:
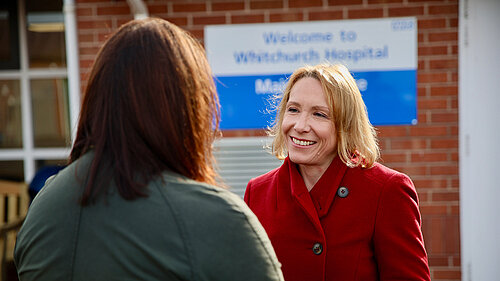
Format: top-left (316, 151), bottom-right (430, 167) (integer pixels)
top-left (245, 156), bottom-right (430, 281)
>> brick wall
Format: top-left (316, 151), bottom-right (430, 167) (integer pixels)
top-left (76, 0), bottom-right (460, 279)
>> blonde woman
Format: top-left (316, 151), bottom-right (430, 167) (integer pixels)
top-left (245, 64), bottom-right (430, 281)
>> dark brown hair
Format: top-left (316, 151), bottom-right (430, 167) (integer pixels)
top-left (70, 18), bottom-right (220, 205)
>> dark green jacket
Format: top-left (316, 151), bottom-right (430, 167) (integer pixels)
top-left (15, 152), bottom-right (284, 281)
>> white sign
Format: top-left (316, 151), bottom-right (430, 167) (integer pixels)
top-left (205, 17), bottom-right (417, 76)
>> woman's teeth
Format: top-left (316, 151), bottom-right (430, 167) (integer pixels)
top-left (292, 137), bottom-right (314, 146)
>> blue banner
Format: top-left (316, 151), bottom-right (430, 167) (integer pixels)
top-left (216, 70), bottom-right (416, 129)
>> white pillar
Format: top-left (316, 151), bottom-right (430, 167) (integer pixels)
top-left (459, 0), bottom-right (500, 279)
top-left (63, 0), bottom-right (81, 145)
top-left (126, 0), bottom-right (149, 20)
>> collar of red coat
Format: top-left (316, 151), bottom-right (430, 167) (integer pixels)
top-left (280, 155), bottom-right (349, 219)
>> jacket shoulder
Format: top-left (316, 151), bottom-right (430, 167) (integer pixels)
top-left (247, 166), bottom-right (281, 190)
top-left (359, 162), bottom-right (412, 187)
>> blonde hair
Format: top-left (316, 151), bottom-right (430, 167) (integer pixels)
top-left (269, 64), bottom-right (379, 168)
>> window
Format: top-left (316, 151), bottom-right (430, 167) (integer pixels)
top-left (0, 0), bottom-right (71, 185)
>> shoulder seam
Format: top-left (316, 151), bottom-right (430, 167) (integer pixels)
top-left (155, 181), bottom-right (198, 281)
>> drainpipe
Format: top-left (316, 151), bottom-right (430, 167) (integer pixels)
top-left (63, 0), bottom-right (81, 145)
top-left (126, 0), bottom-right (149, 20)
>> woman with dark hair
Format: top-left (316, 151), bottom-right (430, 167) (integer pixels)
top-left (245, 64), bottom-right (430, 281)
top-left (14, 18), bottom-right (283, 281)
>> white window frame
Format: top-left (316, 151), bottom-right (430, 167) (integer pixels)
top-left (0, 0), bottom-right (79, 182)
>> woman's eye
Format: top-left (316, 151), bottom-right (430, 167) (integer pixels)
top-left (287, 107), bottom-right (298, 113)
top-left (314, 112), bottom-right (328, 118)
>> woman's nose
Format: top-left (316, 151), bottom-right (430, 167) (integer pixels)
top-left (293, 114), bottom-right (310, 132)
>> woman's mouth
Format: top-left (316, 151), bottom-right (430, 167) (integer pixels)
top-left (291, 137), bottom-right (316, 146)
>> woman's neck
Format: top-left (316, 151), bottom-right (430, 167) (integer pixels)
top-left (297, 161), bottom-right (331, 192)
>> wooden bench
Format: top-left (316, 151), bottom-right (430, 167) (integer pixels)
top-left (0, 180), bottom-right (29, 281)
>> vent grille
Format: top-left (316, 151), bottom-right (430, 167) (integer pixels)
top-left (214, 137), bottom-right (283, 198)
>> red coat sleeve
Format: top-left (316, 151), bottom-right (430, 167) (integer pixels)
top-left (373, 172), bottom-right (430, 281)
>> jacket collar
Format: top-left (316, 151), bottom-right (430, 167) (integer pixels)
top-left (279, 156), bottom-right (348, 223)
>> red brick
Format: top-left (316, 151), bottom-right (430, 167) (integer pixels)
top-left (97, 6), bottom-right (130, 16)
top-left (270, 12), bottom-right (304, 22)
top-left (388, 6), bottom-right (424, 17)
top-left (433, 191), bottom-right (459, 202)
top-left (79, 46), bottom-right (101, 55)
top-left (451, 72), bottom-right (458, 82)
top-left (449, 17), bottom-right (458, 28)
top-left (117, 19), bottom-right (133, 28)
top-left (450, 179), bottom-right (459, 188)
top-left (417, 86), bottom-right (428, 97)
top-left (418, 98), bottom-right (447, 110)
top-left (433, 269), bottom-right (461, 279)
top-left (148, 3), bottom-right (168, 14)
top-left (418, 191), bottom-right (429, 202)
top-left (222, 129), bottom-right (267, 137)
top-left (430, 139), bottom-right (458, 149)
top-left (78, 34), bottom-right (94, 43)
top-left (423, 217), bottom-right (445, 252)
top-left (429, 4), bottom-right (459, 16)
top-left (428, 255), bottom-right (449, 267)
top-left (97, 31), bottom-right (112, 42)
top-left (418, 72), bottom-right (448, 83)
top-left (419, 45), bottom-right (448, 56)
top-left (78, 0), bottom-right (105, 3)
top-left (379, 139), bottom-right (388, 151)
top-left (377, 126), bottom-right (408, 137)
top-left (185, 28), bottom-right (204, 40)
top-left (429, 59), bottom-right (458, 70)
top-left (78, 19), bottom-right (113, 29)
top-left (418, 33), bottom-right (424, 43)
top-left (379, 153), bottom-right (407, 163)
top-left (79, 59), bottom-right (94, 68)
top-left (418, 18), bottom-right (446, 29)
top-left (289, 0), bottom-right (322, 8)
top-left (418, 59), bottom-right (425, 70)
top-left (369, 0), bottom-right (402, 3)
top-left (309, 10), bottom-right (344, 21)
top-left (452, 256), bottom-right (461, 267)
top-left (411, 152), bottom-right (447, 162)
top-left (451, 44), bottom-right (458, 54)
top-left (162, 16), bottom-right (188, 27)
top-left (417, 112), bottom-right (427, 123)
top-left (413, 179), bottom-right (448, 189)
top-left (430, 165), bottom-right (458, 175)
top-left (431, 112), bottom-right (458, 123)
top-left (391, 139), bottom-right (428, 150)
top-left (348, 8), bottom-right (383, 19)
top-left (309, 10), bottom-right (343, 21)
top-left (77, 7), bottom-right (94, 17)
top-left (231, 14), bottom-right (265, 24)
top-left (193, 15), bottom-right (226, 25)
top-left (390, 165), bottom-right (427, 176)
top-left (250, 0), bottom-right (283, 10)
top-left (330, 0), bottom-right (363, 5)
top-left (408, 0), bottom-right (446, 2)
top-left (450, 152), bottom-right (458, 162)
top-left (430, 86), bottom-right (458, 96)
top-left (429, 32), bottom-right (458, 43)
top-left (212, 1), bottom-right (245, 11)
top-left (410, 126), bottom-right (448, 137)
top-left (173, 3), bottom-right (206, 13)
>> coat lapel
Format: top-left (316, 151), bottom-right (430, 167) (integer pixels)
top-left (309, 156), bottom-right (348, 218)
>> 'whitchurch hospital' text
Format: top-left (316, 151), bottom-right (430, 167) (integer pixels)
top-left (233, 30), bottom-right (389, 65)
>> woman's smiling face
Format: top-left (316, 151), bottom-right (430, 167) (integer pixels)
top-left (282, 77), bottom-right (338, 170)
